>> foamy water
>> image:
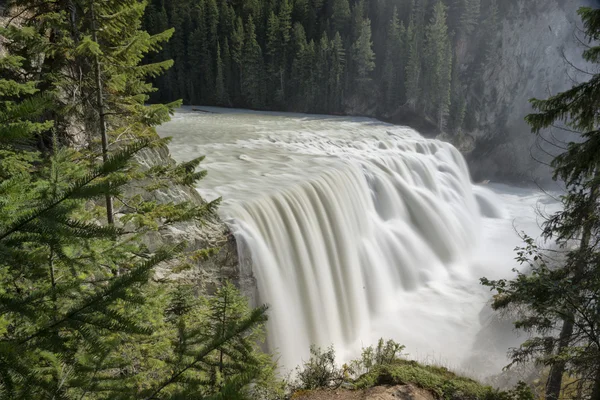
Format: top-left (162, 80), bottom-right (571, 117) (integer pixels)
top-left (158, 107), bottom-right (559, 376)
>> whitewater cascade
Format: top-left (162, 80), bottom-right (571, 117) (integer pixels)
top-left (159, 108), bottom-right (535, 374)
top-left (226, 129), bottom-right (491, 371)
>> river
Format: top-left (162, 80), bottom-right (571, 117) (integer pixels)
top-left (157, 106), bottom-right (560, 378)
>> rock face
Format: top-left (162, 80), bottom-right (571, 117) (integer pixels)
top-left (293, 385), bottom-right (437, 400)
top-left (133, 144), bottom-right (242, 293)
top-left (468, 0), bottom-right (590, 183)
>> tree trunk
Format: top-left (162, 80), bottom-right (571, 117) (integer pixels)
top-left (591, 360), bottom-right (600, 400)
top-left (90, 1), bottom-right (114, 225)
top-left (545, 319), bottom-right (573, 400)
top-left (546, 182), bottom-right (599, 400)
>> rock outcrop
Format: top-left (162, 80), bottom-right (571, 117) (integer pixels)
top-left (468, 0), bottom-right (590, 183)
top-left (129, 143), bottom-right (244, 294)
top-left (293, 385), bottom-right (437, 400)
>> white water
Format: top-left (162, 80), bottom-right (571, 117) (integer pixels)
top-left (158, 107), bottom-right (560, 377)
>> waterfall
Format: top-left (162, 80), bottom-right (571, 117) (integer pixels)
top-left (158, 108), bottom-right (519, 374)
top-left (227, 133), bottom-right (490, 371)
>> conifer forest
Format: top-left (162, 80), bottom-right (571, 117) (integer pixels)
top-left (143, 0), bottom-right (507, 133)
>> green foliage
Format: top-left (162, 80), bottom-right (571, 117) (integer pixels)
top-left (0, 1), bottom-right (275, 398)
top-left (241, 16), bottom-right (265, 108)
top-left (293, 345), bottom-right (344, 390)
top-left (350, 338), bottom-right (406, 375)
top-left (290, 340), bottom-right (534, 400)
top-left (404, 18), bottom-right (422, 109)
top-left (381, 9), bottom-right (405, 114)
top-left (354, 360), bottom-right (532, 400)
top-left (423, 1), bottom-right (453, 130)
top-left (351, 19), bottom-right (375, 84)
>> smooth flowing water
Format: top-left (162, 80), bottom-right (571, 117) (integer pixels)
top-left (158, 107), bottom-right (560, 377)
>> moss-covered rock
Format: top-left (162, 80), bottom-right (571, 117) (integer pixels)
top-left (354, 360), bottom-right (495, 400)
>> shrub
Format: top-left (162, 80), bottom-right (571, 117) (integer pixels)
top-left (351, 338), bottom-right (406, 375)
top-left (294, 345), bottom-right (344, 390)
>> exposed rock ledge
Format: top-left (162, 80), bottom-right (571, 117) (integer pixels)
top-left (293, 385), bottom-right (436, 400)
top-left (132, 141), bottom-right (253, 296)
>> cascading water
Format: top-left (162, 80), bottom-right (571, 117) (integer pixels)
top-left (159, 107), bottom-right (557, 376)
top-left (228, 139), bottom-right (484, 369)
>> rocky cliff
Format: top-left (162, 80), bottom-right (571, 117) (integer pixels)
top-left (467, 0), bottom-right (591, 184)
top-left (132, 144), bottom-right (250, 294)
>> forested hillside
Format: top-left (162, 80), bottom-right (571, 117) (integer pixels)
top-left (143, 0), bottom-right (506, 134)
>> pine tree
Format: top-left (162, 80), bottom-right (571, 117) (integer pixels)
top-left (0, 1), bottom-right (272, 398)
top-left (423, 1), bottom-right (452, 129)
top-left (279, 0), bottom-right (293, 49)
top-left (460, 0), bottom-right (481, 37)
top-left (266, 11), bottom-right (281, 103)
top-left (381, 7), bottom-right (404, 114)
top-left (329, 32), bottom-right (346, 113)
top-left (222, 37), bottom-right (234, 99)
top-left (351, 19), bottom-right (376, 96)
top-left (331, 0), bottom-right (351, 36)
top-left (478, 0), bottom-right (499, 67)
top-left (278, 0), bottom-right (293, 102)
top-left (448, 61), bottom-right (467, 135)
top-left (404, 19), bottom-right (421, 109)
top-left (482, 7), bottom-right (600, 400)
top-left (241, 16), bottom-right (265, 108)
top-left (316, 32), bottom-right (331, 111)
top-left (216, 42), bottom-right (230, 106)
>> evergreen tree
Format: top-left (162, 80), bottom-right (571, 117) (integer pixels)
top-left (266, 11), bottom-right (281, 103)
top-left (279, 0), bottom-right (293, 50)
top-left (316, 32), bottom-right (331, 111)
top-left (222, 37), bottom-right (234, 98)
top-left (423, 1), bottom-right (452, 129)
top-left (241, 16), bottom-right (265, 108)
top-left (381, 7), bottom-right (404, 114)
top-left (0, 1), bottom-right (273, 398)
top-left (278, 0), bottom-right (293, 101)
top-left (482, 7), bottom-right (600, 400)
top-left (351, 19), bottom-right (376, 96)
top-left (329, 32), bottom-right (346, 113)
top-left (231, 16), bottom-right (245, 102)
top-left (404, 19), bottom-right (421, 109)
top-left (216, 42), bottom-right (230, 106)
top-left (460, 0), bottom-right (481, 37)
top-left (331, 0), bottom-right (351, 36)
top-left (477, 0), bottom-right (499, 68)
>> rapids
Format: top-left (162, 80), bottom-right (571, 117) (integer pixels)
top-left (158, 107), bottom-right (560, 377)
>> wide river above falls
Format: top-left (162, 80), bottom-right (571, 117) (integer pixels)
top-left (157, 106), bottom-right (560, 378)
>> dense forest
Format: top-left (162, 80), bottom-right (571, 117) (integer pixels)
top-left (143, 0), bottom-right (505, 133)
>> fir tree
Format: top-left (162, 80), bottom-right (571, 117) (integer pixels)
top-left (404, 19), bottom-right (421, 109)
top-left (241, 16), bottom-right (265, 108)
top-left (381, 7), bottom-right (404, 114)
top-left (423, 1), bottom-right (452, 129)
top-left (0, 2), bottom-right (273, 398)
top-left (331, 0), bottom-right (351, 36)
top-left (216, 42), bottom-right (230, 106)
top-left (266, 11), bottom-right (281, 104)
top-left (278, 0), bottom-right (293, 101)
top-left (351, 19), bottom-right (376, 95)
top-left (329, 32), bottom-right (346, 113)
top-left (460, 0), bottom-right (481, 37)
